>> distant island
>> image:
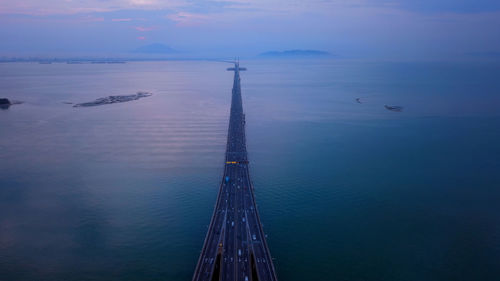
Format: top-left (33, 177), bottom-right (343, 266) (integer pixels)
top-left (73, 92), bottom-right (152, 107)
top-left (133, 43), bottom-right (176, 54)
top-left (259, 49), bottom-right (330, 58)
top-left (0, 98), bottom-right (23, 109)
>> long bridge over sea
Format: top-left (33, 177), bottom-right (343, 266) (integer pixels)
top-left (192, 63), bottom-right (278, 281)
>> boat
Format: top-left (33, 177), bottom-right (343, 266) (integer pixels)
top-left (384, 105), bottom-right (403, 112)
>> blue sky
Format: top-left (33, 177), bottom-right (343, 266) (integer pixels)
top-left (0, 0), bottom-right (499, 59)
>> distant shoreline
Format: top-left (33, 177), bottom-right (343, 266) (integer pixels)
top-left (0, 55), bottom-right (334, 64)
top-left (259, 49), bottom-right (330, 58)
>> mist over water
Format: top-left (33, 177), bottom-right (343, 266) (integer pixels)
top-left (1, 60), bottom-right (499, 280)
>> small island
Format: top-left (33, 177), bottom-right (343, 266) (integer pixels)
top-left (0, 98), bottom-right (11, 109)
top-left (0, 98), bottom-right (11, 105)
top-left (73, 92), bottom-right (152, 107)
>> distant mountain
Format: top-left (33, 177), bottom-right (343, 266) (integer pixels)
top-left (133, 43), bottom-right (176, 54)
top-left (259, 49), bottom-right (330, 58)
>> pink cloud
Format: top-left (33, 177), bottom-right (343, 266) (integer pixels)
top-left (137, 36), bottom-right (146, 40)
top-left (112, 18), bottom-right (132, 22)
top-left (167, 12), bottom-right (211, 27)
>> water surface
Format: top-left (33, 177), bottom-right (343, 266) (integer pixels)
top-left (1, 60), bottom-right (499, 280)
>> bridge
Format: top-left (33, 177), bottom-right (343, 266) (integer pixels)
top-left (192, 63), bottom-right (278, 281)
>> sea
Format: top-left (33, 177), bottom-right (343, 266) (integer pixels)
top-left (1, 60), bottom-right (499, 281)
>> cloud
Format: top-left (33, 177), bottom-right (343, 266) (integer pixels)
top-left (137, 36), bottom-right (146, 40)
top-left (379, 0), bottom-right (500, 14)
top-left (2, 0), bottom-right (500, 17)
top-left (112, 18), bottom-right (132, 22)
top-left (166, 12), bottom-right (211, 26)
top-left (129, 0), bottom-right (159, 5)
top-left (0, 0), bottom-right (186, 15)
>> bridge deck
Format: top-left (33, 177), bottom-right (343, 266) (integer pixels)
top-left (192, 63), bottom-right (278, 281)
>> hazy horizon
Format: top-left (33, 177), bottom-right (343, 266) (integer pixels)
top-left (1, 0), bottom-right (500, 60)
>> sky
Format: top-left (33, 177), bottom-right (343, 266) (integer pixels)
top-left (0, 0), bottom-right (499, 59)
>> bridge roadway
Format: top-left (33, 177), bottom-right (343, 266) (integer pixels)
top-left (192, 63), bottom-right (278, 281)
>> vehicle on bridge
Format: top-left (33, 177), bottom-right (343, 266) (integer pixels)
top-left (192, 62), bottom-right (278, 281)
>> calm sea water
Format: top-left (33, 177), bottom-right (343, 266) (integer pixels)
top-left (1, 60), bottom-right (499, 281)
